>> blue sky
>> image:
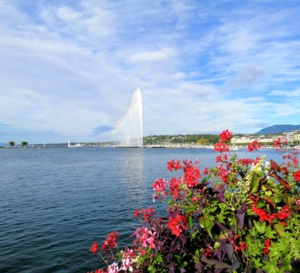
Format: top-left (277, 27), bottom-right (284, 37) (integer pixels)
top-left (1, 0), bottom-right (300, 144)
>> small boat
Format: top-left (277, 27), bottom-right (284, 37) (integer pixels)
top-left (294, 145), bottom-right (300, 150)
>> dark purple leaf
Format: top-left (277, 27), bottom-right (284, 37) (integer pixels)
top-left (215, 221), bottom-right (226, 230)
top-left (236, 211), bottom-right (245, 229)
top-left (168, 262), bottom-right (175, 273)
top-left (216, 190), bottom-right (226, 203)
top-left (201, 255), bottom-right (231, 269)
top-left (225, 243), bottom-right (234, 260)
top-left (236, 203), bottom-right (247, 228)
top-left (230, 260), bottom-right (241, 271)
top-left (195, 260), bottom-right (203, 272)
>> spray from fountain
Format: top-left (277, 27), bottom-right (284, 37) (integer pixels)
top-left (118, 88), bottom-right (143, 147)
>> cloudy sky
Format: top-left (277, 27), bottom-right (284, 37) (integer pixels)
top-left (1, 0), bottom-right (300, 144)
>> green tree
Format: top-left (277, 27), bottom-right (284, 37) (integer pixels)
top-left (197, 138), bottom-right (209, 145)
top-left (8, 141), bottom-right (15, 147)
top-left (21, 141), bottom-right (28, 148)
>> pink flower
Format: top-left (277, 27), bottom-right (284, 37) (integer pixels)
top-left (134, 227), bottom-right (156, 249)
top-left (107, 263), bottom-right (119, 273)
top-left (120, 248), bottom-right (135, 272)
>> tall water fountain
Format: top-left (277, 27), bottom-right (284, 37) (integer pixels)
top-left (118, 88), bottom-right (143, 147)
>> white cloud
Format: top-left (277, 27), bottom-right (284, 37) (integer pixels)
top-left (0, 0), bottom-right (300, 143)
top-left (128, 48), bottom-right (176, 63)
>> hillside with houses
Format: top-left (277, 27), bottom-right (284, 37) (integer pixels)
top-left (231, 130), bottom-right (300, 147)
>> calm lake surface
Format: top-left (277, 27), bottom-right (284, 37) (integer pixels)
top-left (0, 147), bottom-right (284, 273)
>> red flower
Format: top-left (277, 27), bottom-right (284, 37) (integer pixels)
top-left (168, 214), bottom-right (188, 237)
top-left (262, 238), bottom-right (271, 254)
top-left (278, 205), bottom-right (290, 220)
top-left (273, 138), bottom-right (287, 148)
top-left (184, 165), bottom-right (200, 187)
top-left (133, 209), bottom-right (139, 217)
top-left (238, 158), bottom-right (255, 166)
top-left (90, 241), bottom-right (99, 253)
top-left (293, 170), bottom-right (300, 182)
top-left (167, 160), bottom-right (182, 171)
top-left (152, 178), bottom-right (166, 193)
top-left (216, 154), bottom-right (228, 163)
top-left (247, 140), bottom-right (262, 152)
top-left (219, 129), bottom-right (233, 143)
top-left (214, 142), bottom-right (230, 153)
top-left (252, 207), bottom-right (276, 223)
top-left (235, 241), bottom-right (248, 252)
top-left (94, 269), bottom-right (106, 273)
top-left (101, 231), bottom-right (119, 252)
top-left (202, 247), bottom-right (213, 257)
top-left (168, 177), bottom-right (183, 199)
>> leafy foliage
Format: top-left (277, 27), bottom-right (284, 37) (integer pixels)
top-left (88, 130), bottom-right (300, 273)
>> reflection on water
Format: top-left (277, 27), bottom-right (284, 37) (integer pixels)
top-left (0, 147), bottom-right (293, 273)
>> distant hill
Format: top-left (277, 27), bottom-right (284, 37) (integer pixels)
top-left (256, 124), bottom-right (300, 135)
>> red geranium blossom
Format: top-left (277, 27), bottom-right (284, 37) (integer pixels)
top-left (214, 142), bottom-right (230, 153)
top-left (184, 165), bottom-right (201, 187)
top-left (219, 129), bottom-right (233, 143)
top-left (273, 138), bottom-right (287, 149)
top-left (247, 140), bottom-right (262, 152)
top-left (252, 206), bottom-right (277, 223)
top-left (152, 178), bottom-right (166, 193)
top-left (293, 170), bottom-right (300, 181)
top-left (90, 241), bottom-right (99, 253)
top-left (278, 205), bottom-right (290, 220)
top-left (168, 177), bottom-right (183, 199)
top-left (262, 238), bottom-right (271, 254)
top-left (167, 160), bottom-right (182, 171)
top-left (101, 231), bottom-right (119, 252)
top-left (168, 214), bottom-right (188, 237)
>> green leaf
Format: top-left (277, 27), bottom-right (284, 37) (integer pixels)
top-left (188, 215), bottom-right (193, 229)
top-left (199, 216), bottom-right (214, 238)
top-left (253, 220), bottom-right (266, 234)
top-left (274, 222), bottom-right (285, 237)
top-left (249, 173), bottom-right (261, 194)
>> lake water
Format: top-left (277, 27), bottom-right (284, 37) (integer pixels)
top-left (0, 147), bottom-right (285, 273)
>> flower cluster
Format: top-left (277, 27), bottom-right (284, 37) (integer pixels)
top-left (88, 129), bottom-right (300, 273)
top-left (101, 231), bottom-right (119, 252)
top-left (247, 139), bottom-right (262, 152)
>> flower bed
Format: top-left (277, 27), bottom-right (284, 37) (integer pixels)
top-left (88, 130), bottom-right (300, 273)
